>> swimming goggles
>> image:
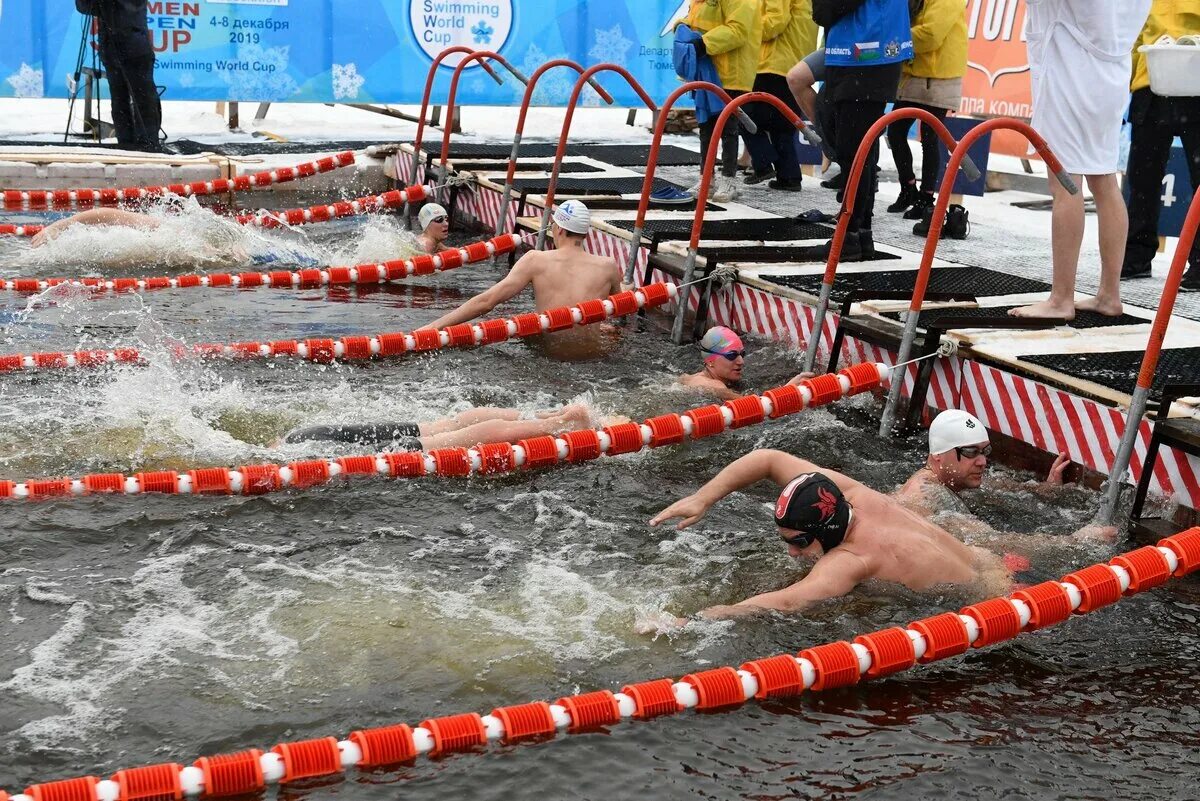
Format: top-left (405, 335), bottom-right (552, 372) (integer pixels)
top-left (701, 347), bottom-right (746, 361)
top-left (781, 530), bottom-right (816, 548)
top-left (955, 444), bottom-right (992, 460)
top-left (430, 216), bottom-right (448, 224)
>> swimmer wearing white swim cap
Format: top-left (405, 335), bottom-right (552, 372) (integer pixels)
top-left (895, 409), bottom-right (1074, 520)
top-left (416, 202), bottom-right (450, 254)
top-left (421, 200), bottom-right (625, 361)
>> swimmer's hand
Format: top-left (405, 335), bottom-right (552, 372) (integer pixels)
top-left (1072, 523), bottom-right (1117, 544)
top-left (633, 611), bottom-right (688, 635)
top-left (1045, 452), bottom-right (1071, 485)
top-left (649, 493), bottom-right (710, 530)
top-left (787, 372), bottom-right (817, 386)
top-left (30, 229), bottom-right (48, 248)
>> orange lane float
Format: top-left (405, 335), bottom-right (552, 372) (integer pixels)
top-left (0, 152), bottom-right (357, 211)
top-left (0, 183), bottom-right (424, 238)
top-left (0, 280), bottom-right (672, 375)
top-left (0, 232), bottom-right (519, 295)
top-left (0, 361), bottom-right (884, 500)
top-left (6, 527), bottom-right (1196, 796)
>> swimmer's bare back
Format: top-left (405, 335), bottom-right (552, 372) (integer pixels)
top-left (526, 247), bottom-right (623, 312)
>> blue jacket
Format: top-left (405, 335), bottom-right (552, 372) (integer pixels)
top-left (674, 25), bottom-right (727, 125)
top-left (823, 0), bottom-right (913, 68)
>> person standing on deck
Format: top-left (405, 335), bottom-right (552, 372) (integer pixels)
top-left (742, 0), bottom-right (819, 191)
top-left (797, 0), bottom-right (913, 263)
top-left (884, 0), bottom-right (970, 239)
top-left (1120, 0), bottom-right (1200, 291)
top-left (76, 0), bottom-right (162, 152)
top-left (676, 0), bottom-right (764, 203)
top-left (1009, 0), bottom-right (1153, 320)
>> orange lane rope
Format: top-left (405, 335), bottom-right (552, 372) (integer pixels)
top-left (0, 362), bottom-right (884, 500)
top-left (0, 152), bottom-right (357, 212)
top-left (6, 527), bottom-right (1196, 798)
top-left (0, 232), bottom-right (518, 295)
top-left (0, 183), bottom-right (426, 238)
top-left (0, 281), bottom-right (674, 375)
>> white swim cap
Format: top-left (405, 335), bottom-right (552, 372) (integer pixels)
top-left (928, 409), bottom-right (988, 455)
top-left (418, 202), bottom-right (448, 231)
top-left (552, 199), bottom-right (591, 235)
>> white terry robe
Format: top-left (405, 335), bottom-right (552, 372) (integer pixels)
top-left (1026, 0), bottom-right (1151, 175)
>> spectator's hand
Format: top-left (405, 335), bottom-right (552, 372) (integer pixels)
top-left (693, 36), bottom-right (707, 58)
top-left (1045, 452), bottom-right (1070, 485)
top-left (787, 372), bottom-right (816, 386)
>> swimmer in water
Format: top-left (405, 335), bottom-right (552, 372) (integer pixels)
top-left (30, 207), bottom-right (161, 247)
top-left (415, 202), bottom-right (450, 254)
top-left (420, 200), bottom-right (624, 361)
top-left (647, 449), bottom-right (1109, 624)
top-left (678, 326), bottom-right (814, 400)
top-left (281, 403), bottom-right (593, 451)
top-left (895, 409), bottom-right (1073, 519)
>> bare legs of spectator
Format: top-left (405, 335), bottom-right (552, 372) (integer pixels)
top-left (1010, 172), bottom-right (1126, 319)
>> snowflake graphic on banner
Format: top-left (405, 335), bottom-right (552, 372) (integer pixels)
top-left (472, 20), bottom-right (494, 45)
top-left (518, 43), bottom-right (600, 106)
top-left (5, 63), bottom-right (43, 98)
top-left (216, 45), bottom-right (299, 102)
top-left (586, 25), bottom-right (633, 105)
top-left (179, 73), bottom-right (195, 88)
top-left (332, 63), bottom-right (365, 100)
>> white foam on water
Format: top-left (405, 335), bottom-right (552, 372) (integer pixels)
top-left (326, 216), bottom-right (422, 266)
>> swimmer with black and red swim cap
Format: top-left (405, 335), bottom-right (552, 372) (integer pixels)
top-left (774, 472), bottom-right (853, 552)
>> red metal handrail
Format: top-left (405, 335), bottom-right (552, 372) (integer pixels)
top-left (437, 50), bottom-right (529, 169)
top-left (535, 64), bottom-right (659, 249)
top-left (410, 47), bottom-right (501, 181)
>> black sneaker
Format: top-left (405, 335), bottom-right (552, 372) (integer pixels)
top-left (768, 178), bottom-right (803, 192)
top-left (903, 192), bottom-right (935, 221)
top-left (1182, 265), bottom-right (1200, 291)
top-left (1121, 260), bottom-right (1152, 279)
top-left (857, 228), bottom-right (875, 258)
top-left (888, 183), bottom-right (920, 214)
top-left (944, 204), bottom-right (970, 240)
top-left (913, 205), bottom-right (935, 237)
top-left (820, 171), bottom-right (845, 191)
top-left (744, 168), bottom-right (776, 185)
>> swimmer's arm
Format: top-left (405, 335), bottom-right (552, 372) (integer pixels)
top-left (698, 552), bottom-right (869, 618)
top-left (650, 450), bottom-right (826, 530)
top-left (422, 257), bottom-right (534, 329)
top-left (30, 208), bottom-right (158, 246)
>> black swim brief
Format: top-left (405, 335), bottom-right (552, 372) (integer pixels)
top-left (283, 422), bottom-right (423, 451)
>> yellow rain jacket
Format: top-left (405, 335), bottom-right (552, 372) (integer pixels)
top-left (682, 0), bottom-right (763, 92)
top-left (1131, 0), bottom-right (1200, 91)
top-left (759, 0), bottom-right (818, 76)
top-left (904, 0), bottom-right (968, 80)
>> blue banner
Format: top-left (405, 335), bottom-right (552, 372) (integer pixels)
top-left (0, 0), bottom-right (693, 106)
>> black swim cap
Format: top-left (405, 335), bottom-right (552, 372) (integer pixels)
top-left (774, 472), bottom-right (851, 551)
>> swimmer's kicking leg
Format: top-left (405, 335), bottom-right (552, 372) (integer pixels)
top-left (417, 407), bottom-right (522, 436)
top-left (419, 404), bottom-right (591, 449)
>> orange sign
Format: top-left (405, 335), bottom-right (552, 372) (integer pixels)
top-left (958, 0), bottom-right (1038, 158)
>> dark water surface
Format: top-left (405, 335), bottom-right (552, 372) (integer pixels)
top-left (1, 210), bottom-right (1198, 800)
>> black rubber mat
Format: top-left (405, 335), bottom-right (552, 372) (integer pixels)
top-left (610, 217), bottom-right (835, 244)
top-left (1020, 347), bottom-right (1200, 396)
top-left (512, 176), bottom-right (683, 196)
top-left (420, 142), bottom-right (699, 166)
top-left (881, 305), bottom-right (1145, 330)
top-left (447, 160), bottom-right (603, 173)
top-left (698, 245), bottom-right (901, 264)
top-left (761, 267), bottom-right (1051, 302)
top-left (579, 197), bottom-right (723, 212)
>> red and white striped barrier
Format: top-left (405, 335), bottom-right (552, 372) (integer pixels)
top-left (0, 363), bottom-right (886, 501)
top-left (0, 233), bottom-right (518, 295)
top-left (0, 281), bottom-right (673, 374)
top-left (0, 184), bottom-right (425, 238)
top-left (0, 152), bottom-right (357, 212)
top-left (7, 526), bottom-right (1196, 796)
top-left (233, 185), bottom-right (426, 229)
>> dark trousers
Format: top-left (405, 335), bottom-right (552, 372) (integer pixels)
top-left (698, 89), bottom-right (744, 178)
top-left (830, 98), bottom-right (887, 232)
top-left (886, 101), bottom-right (948, 194)
top-left (742, 73), bottom-right (802, 183)
top-left (1125, 88), bottom-right (1200, 269)
top-left (103, 50), bottom-right (161, 150)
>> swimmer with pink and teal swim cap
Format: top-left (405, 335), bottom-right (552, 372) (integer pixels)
top-left (679, 326), bottom-right (813, 400)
